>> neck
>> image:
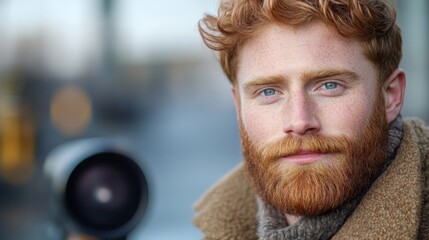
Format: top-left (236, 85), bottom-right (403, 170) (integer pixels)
top-left (285, 214), bottom-right (302, 225)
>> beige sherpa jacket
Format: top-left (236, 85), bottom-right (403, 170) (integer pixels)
top-left (193, 119), bottom-right (429, 239)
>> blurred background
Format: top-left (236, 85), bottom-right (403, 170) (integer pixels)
top-left (0, 0), bottom-right (427, 239)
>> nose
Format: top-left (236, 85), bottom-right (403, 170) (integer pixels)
top-left (283, 91), bottom-right (320, 136)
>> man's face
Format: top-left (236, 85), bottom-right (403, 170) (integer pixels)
top-left (233, 21), bottom-right (390, 216)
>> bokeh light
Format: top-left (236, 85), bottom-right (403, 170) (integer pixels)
top-left (50, 85), bottom-right (92, 137)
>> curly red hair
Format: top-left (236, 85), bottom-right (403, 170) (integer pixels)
top-left (199, 0), bottom-right (402, 85)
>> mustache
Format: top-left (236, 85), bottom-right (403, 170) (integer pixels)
top-left (257, 135), bottom-right (350, 161)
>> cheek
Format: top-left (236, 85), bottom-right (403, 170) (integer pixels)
top-left (319, 97), bottom-right (374, 138)
top-left (240, 105), bottom-right (282, 144)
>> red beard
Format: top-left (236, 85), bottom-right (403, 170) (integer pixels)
top-left (240, 93), bottom-right (389, 216)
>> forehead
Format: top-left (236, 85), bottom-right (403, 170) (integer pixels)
top-left (236, 21), bottom-right (374, 84)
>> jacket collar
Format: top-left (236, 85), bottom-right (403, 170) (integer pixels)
top-left (333, 120), bottom-right (422, 239)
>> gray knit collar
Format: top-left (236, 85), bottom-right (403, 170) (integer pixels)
top-left (257, 116), bottom-right (404, 240)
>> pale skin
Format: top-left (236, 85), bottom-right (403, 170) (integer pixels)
top-left (232, 21), bottom-right (406, 225)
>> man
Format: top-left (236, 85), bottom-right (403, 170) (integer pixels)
top-left (193, 0), bottom-right (429, 239)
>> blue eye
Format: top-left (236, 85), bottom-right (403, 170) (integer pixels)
top-left (324, 82), bottom-right (338, 89)
top-left (261, 88), bottom-right (277, 96)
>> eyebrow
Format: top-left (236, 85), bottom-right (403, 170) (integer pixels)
top-left (243, 75), bottom-right (285, 92)
top-left (300, 69), bottom-right (359, 82)
top-left (243, 69), bottom-right (359, 91)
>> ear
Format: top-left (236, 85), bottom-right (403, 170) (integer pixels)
top-left (383, 69), bottom-right (406, 124)
top-left (231, 86), bottom-right (241, 120)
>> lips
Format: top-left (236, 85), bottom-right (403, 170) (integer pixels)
top-left (280, 150), bottom-right (327, 165)
top-left (294, 150), bottom-right (317, 155)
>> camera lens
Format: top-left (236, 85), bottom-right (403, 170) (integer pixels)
top-left (65, 152), bottom-right (148, 231)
